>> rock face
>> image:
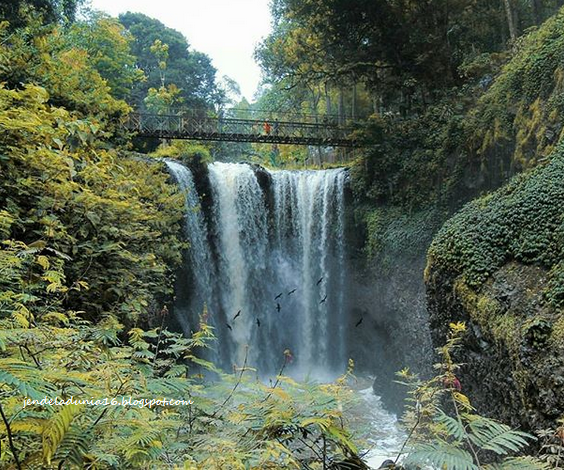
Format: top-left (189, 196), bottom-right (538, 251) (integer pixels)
top-left (354, 259), bottom-right (434, 412)
top-left (345, 206), bottom-right (442, 412)
top-left (428, 262), bottom-right (564, 430)
top-left (425, 153), bottom-right (564, 432)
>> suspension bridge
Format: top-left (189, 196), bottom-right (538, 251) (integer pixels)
top-left (125, 109), bottom-right (360, 147)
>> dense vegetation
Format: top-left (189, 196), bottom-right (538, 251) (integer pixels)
top-left (427, 151), bottom-right (564, 304)
top-left (255, 0), bottom-right (564, 207)
top-left (2, 0), bottom-right (564, 467)
top-left (424, 140), bottom-right (564, 448)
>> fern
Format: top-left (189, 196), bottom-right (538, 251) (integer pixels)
top-left (404, 442), bottom-right (480, 470)
top-left (467, 416), bottom-right (532, 455)
top-left (42, 403), bottom-right (84, 464)
top-left (0, 360), bottom-right (52, 399)
top-left (398, 324), bottom-right (544, 469)
top-left (53, 425), bottom-right (93, 467)
top-left (146, 377), bottom-right (191, 396)
top-left (436, 410), bottom-right (468, 441)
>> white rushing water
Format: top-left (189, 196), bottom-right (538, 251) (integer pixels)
top-left (167, 161), bottom-right (348, 376)
top-left (356, 388), bottom-right (406, 468)
top-left (166, 160), bottom-right (405, 468)
top-left (164, 160), bottom-right (215, 336)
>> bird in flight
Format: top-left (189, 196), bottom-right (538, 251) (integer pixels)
top-left (316, 277), bottom-right (323, 285)
top-left (355, 317), bottom-right (363, 327)
top-left (232, 310), bottom-right (241, 321)
top-left (320, 294), bottom-right (328, 304)
top-left (256, 318), bottom-right (261, 327)
top-left (276, 302), bottom-right (281, 312)
top-left (287, 288), bottom-right (297, 296)
top-left (274, 292), bottom-right (283, 300)
top-left (225, 323), bottom-right (232, 331)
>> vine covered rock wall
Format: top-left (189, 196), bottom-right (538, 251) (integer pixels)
top-left (426, 151), bottom-right (564, 430)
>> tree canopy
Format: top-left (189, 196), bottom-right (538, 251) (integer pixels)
top-left (256, 0), bottom-right (564, 115)
top-left (118, 12), bottom-right (224, 110)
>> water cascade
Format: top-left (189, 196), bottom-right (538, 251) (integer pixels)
top-left (167, 161), bottom-right (349, 377)
top-left (167, 160), bottom-right (405, 464)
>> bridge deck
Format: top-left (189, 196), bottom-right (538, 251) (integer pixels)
top-left (125, 112), bottom-right (359, 147)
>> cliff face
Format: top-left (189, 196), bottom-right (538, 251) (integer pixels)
top-left (351, 9), bottom-right (564, 416)
top-left (345, 205), bottom-right (441, 411)
top-left (426, 152), bottom-right (564, 431)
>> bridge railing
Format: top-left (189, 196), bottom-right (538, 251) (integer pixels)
top-left (145, 106), bottom-right (356, 126)
top-left (126, 111), bottom-right (360, 147)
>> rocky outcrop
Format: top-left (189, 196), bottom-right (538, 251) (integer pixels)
top-left (426, 152), bottom-right (564, 432)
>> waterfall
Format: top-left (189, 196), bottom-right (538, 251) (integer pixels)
top-left (168, 161), bottom-right (349, 377)
top-left (164, 160), bottom-right (215, 333)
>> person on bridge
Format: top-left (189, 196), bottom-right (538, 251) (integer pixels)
top-left (263, 121), bottom-right (272, 135)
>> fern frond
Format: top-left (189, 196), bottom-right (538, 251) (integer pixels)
top-left (468, 416), bottom-right (532, 454)
top-left (436, 410), bottom-right (468, 441)
top-left (404, 442), bottom-right (479, 470)
top-left (146, 377), bottom-right (191, 396)
top-left (53, 425), bottom-right (93, 466)
top-left (0, 360), bottom-right (51, 398)
top-left (10, 418), bottom-right (44, 435)
top-left (42, 404), bottom-right (84, 464)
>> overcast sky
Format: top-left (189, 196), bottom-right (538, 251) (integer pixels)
top-left (88, 0), bottom-right (272, 101)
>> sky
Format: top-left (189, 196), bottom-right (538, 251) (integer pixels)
top-left (88, 0), bottom-right (273, 101)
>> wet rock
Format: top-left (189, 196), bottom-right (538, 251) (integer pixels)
top-left (427, 261), bottom-right (564, 434)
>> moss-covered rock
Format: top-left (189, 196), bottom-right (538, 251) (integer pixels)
top-left (467, 7), bottom-right (564, 173)
top-left (426, 149), bottom-right (564, 431)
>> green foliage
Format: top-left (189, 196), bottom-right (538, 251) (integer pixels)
top-left (361, 205), bottom-right (445, 266)
top-left (537, 418), bottom-right (564, 468)
top-left (258, 0), bottom-right (516, 91)
top-left (0, 16), bottom-right (129, 126)
top-left (427, 147), bottom-right (564, 309)
top-left (397, 323), bottom-right (548, 470)
top-left (0, 309), bottom-right (364, 468)
top-left (118, 12), bottom-right (223, 110)
top-left (257, 0), bottom-right (564, 121)
top-left (151, 141), bottom-right (213, 165)
top-left (0, 0), bottom-right (84, 28)
top-left (63, 12), bottom-right (143, 100)
top-left (0, 81), bottom-right (184, 323)
top-left (467, 7), bottom-right (564, 170)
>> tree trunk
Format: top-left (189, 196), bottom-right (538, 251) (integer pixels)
top-left (503, 0), bottom-right (519, 42)
top-left (338, 87), bottom-right (345, 125)
top-left (324, 82), bottom-right (332, 117)
top-left (351, 82), bottom-right (357, 120)
top-left (531, 0), bottom-right (542, 25)
top-left (309, 87), bottom-right (322, 165)
top-left (310, 87), bottom-right (321, 120)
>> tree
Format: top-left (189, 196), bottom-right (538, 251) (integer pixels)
top-left (503, 0), bottom-right (519, 42)
top-left (0, 0), bottom-right (84, 28)
top-left (255, 0), bottom-right (564, 119)
top-left (63, 12), bottom-right (143, 100)
top-left (118, 12), bottom-right (223, 110)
